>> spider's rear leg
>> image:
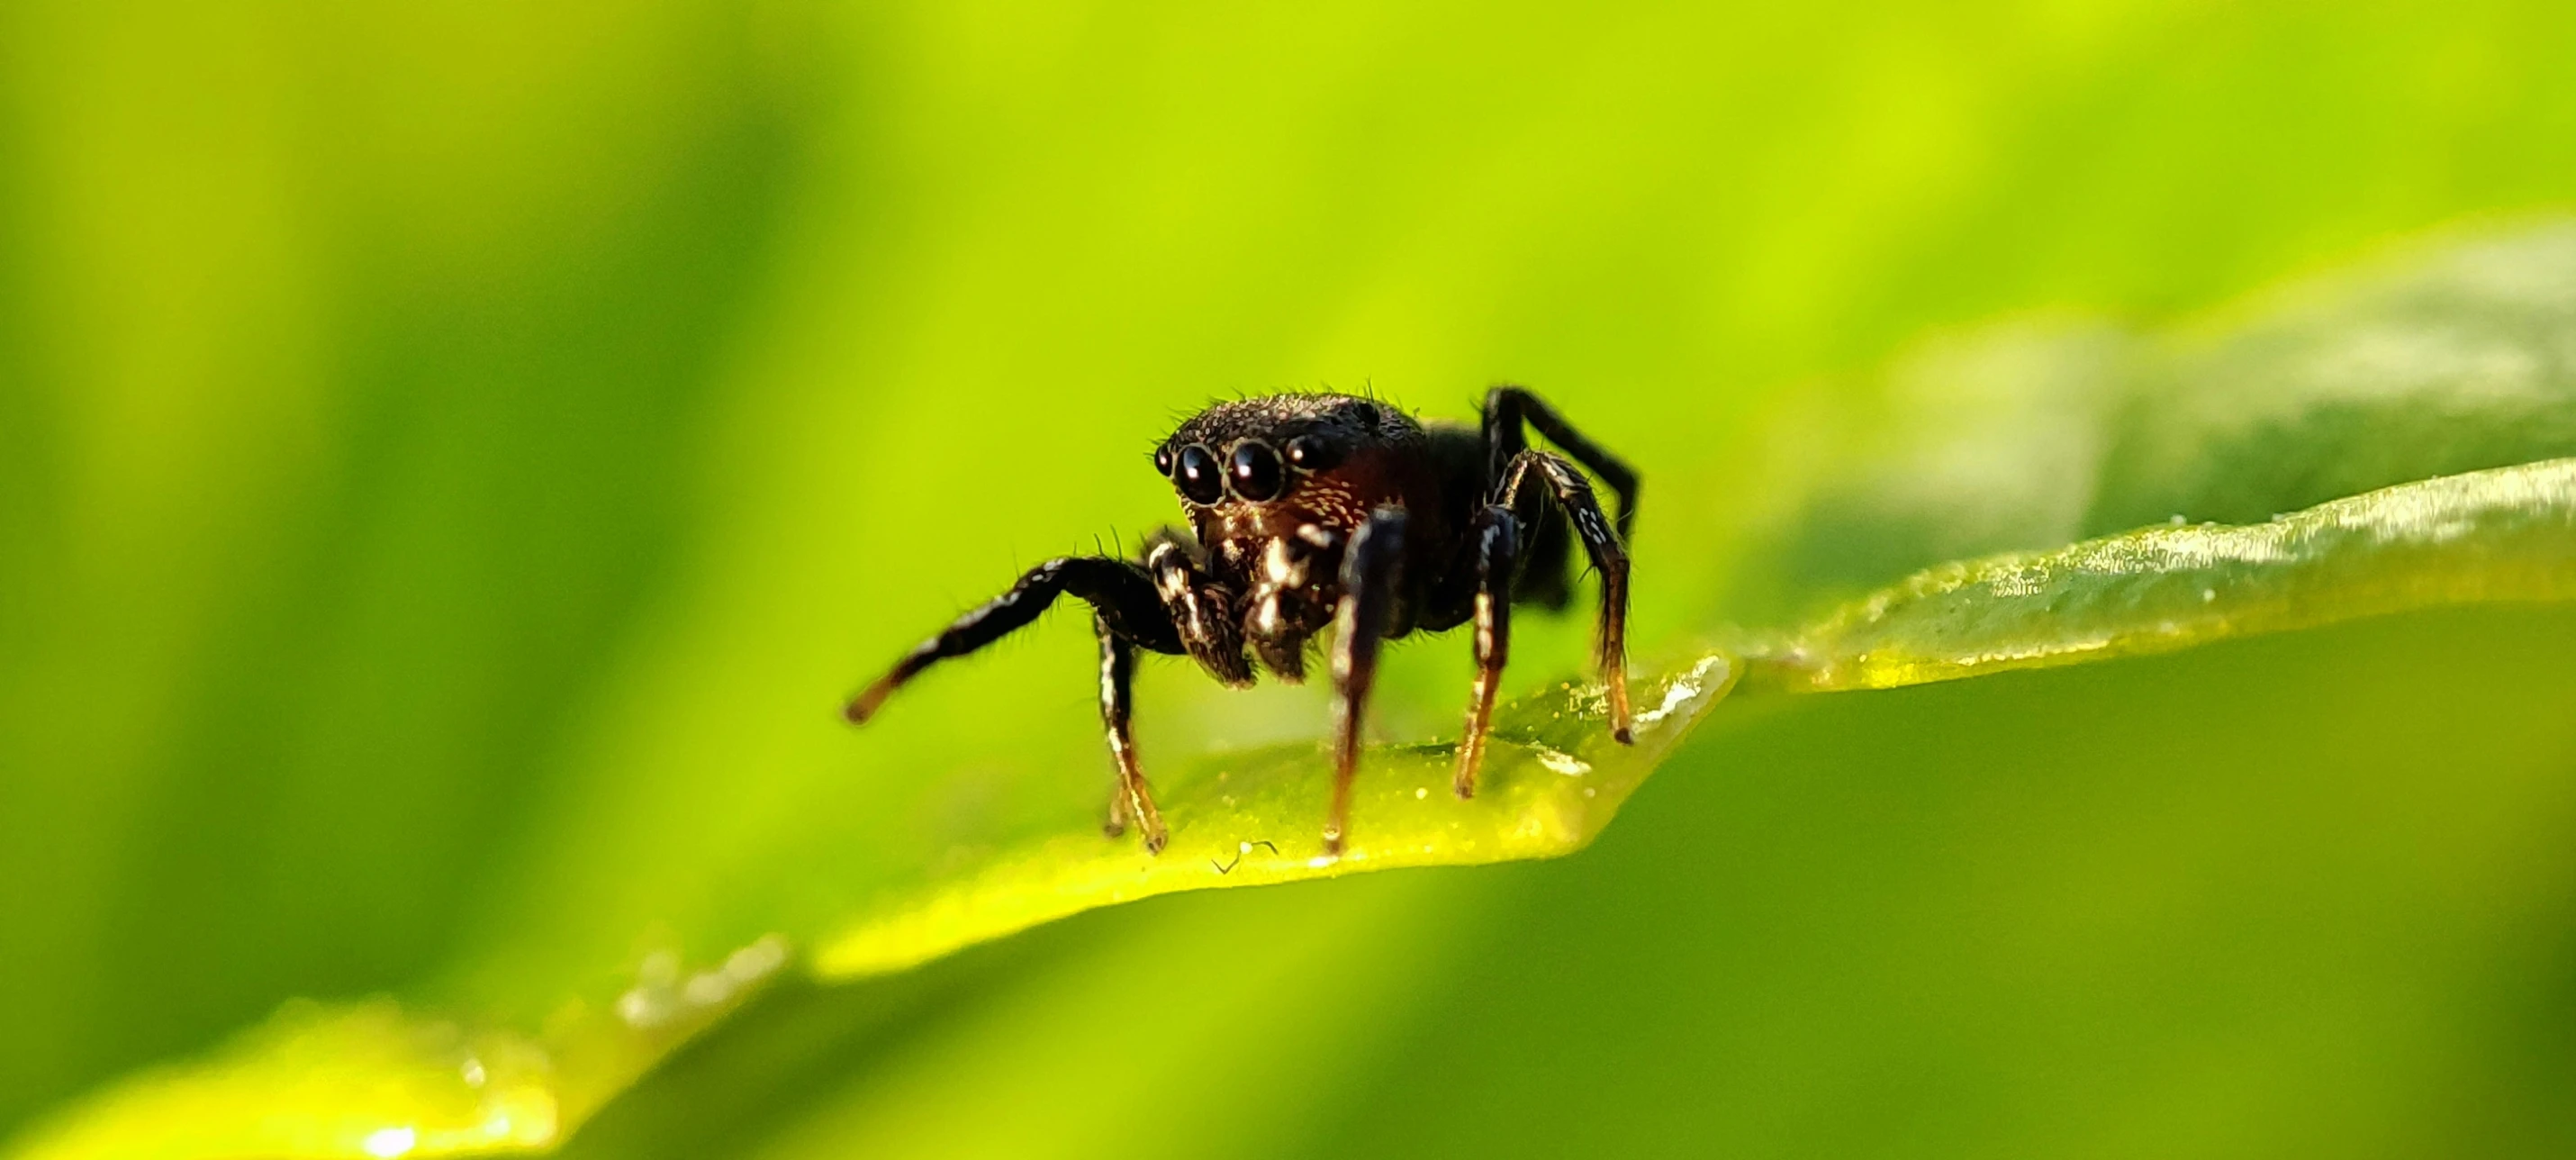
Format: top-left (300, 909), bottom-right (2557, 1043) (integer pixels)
top-left (1483, 385), bottom-right (1641, 542)
top-left (1506, 498), bottom-right (1574, 612)
top-left (1499, 449), bottom-right (1633, 743)
top-left (1453, 504), bottom-right (1520, 800)
top-left (1324, 507), bottom-right (1407, 856)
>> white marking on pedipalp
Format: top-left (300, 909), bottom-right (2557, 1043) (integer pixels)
top-left (1261, 537), bottom-right (1308, 588)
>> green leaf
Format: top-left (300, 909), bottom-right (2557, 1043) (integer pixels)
top-left (1753, 223), bottom-right (2576, 616)
top-left (822, 450), bottom-right (2576, 985)
top-left (2089, 222), bottom-right (2576, 532)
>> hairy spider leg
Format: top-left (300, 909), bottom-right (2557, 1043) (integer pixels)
top-left (1482, 385), bottom-right (1641, 543)
top-left (1451, 504), bottom-right (1521, 800)
top-left (844, 556), bottom-right (1180, 724)
top-left (846, 557), bottom-right (1181, 854)
top-left (1498, 450), bottom-right (1633, 743)
top-left (1143, 531), bottom-right (1254, 687)
top-left (1323, 507), bottom-right (1408, 856)
top-left (1094, 614), bottom-right (1167, 852)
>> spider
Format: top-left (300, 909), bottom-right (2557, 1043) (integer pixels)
top-left (845, 387), bottom-right (1637, 856)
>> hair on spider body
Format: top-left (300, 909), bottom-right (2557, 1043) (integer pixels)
top-left (847, 386), bottom-right (1639, 856)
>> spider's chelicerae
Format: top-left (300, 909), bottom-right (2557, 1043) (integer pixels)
top-left (845, 387), bottom-right (1637, 856)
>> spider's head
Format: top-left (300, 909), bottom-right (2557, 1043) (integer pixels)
top-left (1154, 394), bottom-right (1425, 538)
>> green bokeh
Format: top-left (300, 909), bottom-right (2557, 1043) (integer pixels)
top-left (5, 0), bottom-right (2576, 1155)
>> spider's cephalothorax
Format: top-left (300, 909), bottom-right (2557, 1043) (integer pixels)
top-left (846, 387), bottom-right (1638, 856)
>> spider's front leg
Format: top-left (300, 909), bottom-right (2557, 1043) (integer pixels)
top-left (1499, 449), bottom-right (1633, 743)
top-left (1323, 507), bottom-right (1408, 856)
top-left (844, 555), bottom-right (1183, 854)
top-left (1452, 503), bottom-right (1520, 800)
top-left (1093, 612), bottom-right (1167, 852)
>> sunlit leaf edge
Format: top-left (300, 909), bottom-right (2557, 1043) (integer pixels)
top-left (1756, 457), bottom-right (2576, 692)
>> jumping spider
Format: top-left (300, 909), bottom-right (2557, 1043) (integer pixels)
top-left (845, 387), bottom-right (1637, 856)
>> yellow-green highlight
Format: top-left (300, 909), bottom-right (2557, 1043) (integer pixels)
top-left (2, 1003), bottom-right (556, 1160)
top-left (10, 938), bottom-right (789, 1160)
top-left (1769, 458), bottom-right (2576, 692)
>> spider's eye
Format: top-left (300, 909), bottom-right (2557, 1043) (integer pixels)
top-left (1228, 440), bottom-right (1285, 502)
top-left (1152, 445), bottom-right (1174, 476)
top-left (1174, 443), bottom-right (1225, 505)
top-left (1284, 434), bottom-right (1341, 472)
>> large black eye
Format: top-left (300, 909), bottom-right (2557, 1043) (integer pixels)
top-left (1284, 433), bottom-right (1341, 472)
top-left (1228, 440), bottom-right (1285, 502)
top-left (1174, 443), bottom-right (1225, 504)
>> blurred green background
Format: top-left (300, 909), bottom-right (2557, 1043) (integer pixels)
top-left (5, 0), bottom-right (2576, 1155)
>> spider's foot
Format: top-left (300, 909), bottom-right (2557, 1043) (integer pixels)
top-left (1452, 734), bottom-right (1487, 800)
top-left (842, 675), bottom-right (899, 725)
top-left (1606, 674), bottom-right (1634, 744)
